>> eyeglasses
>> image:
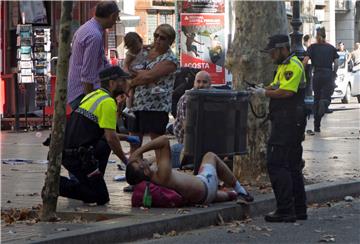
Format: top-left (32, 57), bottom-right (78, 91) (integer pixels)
top-left (153, 33), bottom-right (167, 41)
top-left (196, 79), bottom-right (209, 84)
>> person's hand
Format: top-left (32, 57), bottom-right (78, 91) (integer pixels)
top-left (116, 94), bottom-right (127, 105)
top-left (249, 87), bottom-right (266, 96)
top-left (125, 135), bottom-right (141, 145)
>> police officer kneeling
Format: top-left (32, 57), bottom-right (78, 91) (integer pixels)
top-left (60, 66), bottom-right (129, 205)
top-left (251, 34), bottom-right (307, 222)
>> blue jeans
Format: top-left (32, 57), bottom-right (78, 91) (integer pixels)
top-left (170, 143), bottom-right (184, 168)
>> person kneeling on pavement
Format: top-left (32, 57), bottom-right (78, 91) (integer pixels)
top-left (125, 135), bottom-right (254, 205)
top-left (59, 66), bottom-right (130, 205)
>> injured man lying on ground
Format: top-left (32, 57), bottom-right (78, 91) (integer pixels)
top-left (125, 135), bottom-right (254, 206)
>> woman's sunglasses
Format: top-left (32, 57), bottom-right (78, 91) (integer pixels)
top-left (153, 33), bottom-right (167, 41)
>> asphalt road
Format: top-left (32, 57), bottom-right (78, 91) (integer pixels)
top-left (136, 198), bottom-right (360, 244)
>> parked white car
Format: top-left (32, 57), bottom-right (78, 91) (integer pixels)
top-left (332, 52), bottom-right (360, 103)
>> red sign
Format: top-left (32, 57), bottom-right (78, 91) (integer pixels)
top-left (180, 13), bottom-right (225, 85)
top-left (181, 14), bottom-right (224, 27)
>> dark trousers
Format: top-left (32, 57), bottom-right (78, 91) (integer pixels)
top-left (267, 116), bottom-right (307, 215)
top-left (267, 145), bottom-right (307, 214)
top-left (59, 138), bottom-right (111, 205)
top-left (312, 71), bottom-right (333, 128)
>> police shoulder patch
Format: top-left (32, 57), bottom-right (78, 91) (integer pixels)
top-left (284, 71), bottom-right (293, 80)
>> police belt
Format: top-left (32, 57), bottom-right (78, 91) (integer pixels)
top-left (269, 110), bottom-right (296, 120)
top-left (313, 67), bottom-right (332, 72)
top-left (63, 146), bottom-right (93, 158)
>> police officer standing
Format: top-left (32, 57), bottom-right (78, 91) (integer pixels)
top-left (60, 66), bottom-right (130, 205)
top-left (303, 27), bottom-right (339, 132)
top-left (251, 34), bottom-right (307, 222)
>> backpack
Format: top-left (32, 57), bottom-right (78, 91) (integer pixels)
top-left (132, 181), bottom-right (185, 208)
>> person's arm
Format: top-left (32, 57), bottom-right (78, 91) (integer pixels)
top-left (130, 60), bottom-right (177, 87)
top-left (193, 39), bottom-right (204, 45)
top-left (302, 56), bottom-right (310, 66)
top-left (104, 129), bottom-right (128, 164)
top-left (333, 48), bottom-right (340, 73)
top-left (333, 58), bottom-right (339, 73)
top-left (130, 136), bottom-right (171, 180)
top-left (303, 46), bottom-right (311, 66)
top-left (265, 88), bottom-right (295, 99)
top-left (81, 34), bottom-right (103, 93)
top-left (123, 53), bottom-right (136, 73)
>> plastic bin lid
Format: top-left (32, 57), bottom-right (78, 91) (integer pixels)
top-left (186, 89), bottom-right (249, 98)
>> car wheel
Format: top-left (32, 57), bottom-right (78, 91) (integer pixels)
top-left (341, 84), bottom-right (351, 104)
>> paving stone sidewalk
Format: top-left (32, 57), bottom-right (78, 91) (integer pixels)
top-left (1, 102), bottom-right (359, 242)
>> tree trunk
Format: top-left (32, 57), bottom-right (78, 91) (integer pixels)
top-left (226, 1), bottom-right (288, 182)
top-left (41, 1), bottom-right (73, 221)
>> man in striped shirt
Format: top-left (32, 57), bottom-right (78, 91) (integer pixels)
top-left (67, 1), bottom-right (119, 110)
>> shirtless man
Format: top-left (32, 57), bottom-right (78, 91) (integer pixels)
top-left (125, 135), bottom-right (254, 205)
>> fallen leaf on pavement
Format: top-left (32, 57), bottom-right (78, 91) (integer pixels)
top-left (314, 229), bottom-right (323, 233)
top-left (75, 207), bottom-right (89, 212)
top-left (227, 228), bottom-right (245, 233)
top-left (153, 233), bottom-right (162, 239)
top-left (263, 226), bottom-right (272, 232)
top-left (167, 230), bottom-right (177, 236)
top-left (319, 234), bottom-right (336, 243)
top-left (262, 233), bottom-right (271, 237)
top-left (241, 218), bottom-right (253, 224)
top-left (55, 227), bottom-right (69, 232)
top-left (71, 215), bottom-right (84, 224)
top-left (18, 208), bottom-right (30, 220)
top-left (250, 225), bottom-right (262, 231)
top-left (176, 209), bottom-right (190, 215)
top-left (3, 215), bottom-right (15, 225)
top-left (32, 204), bottom-right (42, 210)
top-left (25, 219), bottom-right (38, 225)
top-left (217, 213), bottom-right (225, 226)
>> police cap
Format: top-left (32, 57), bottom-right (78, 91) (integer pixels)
top-left (99, 66), bottom-right (130, 82)
top-left (261, 34), bottom-right (290, 53)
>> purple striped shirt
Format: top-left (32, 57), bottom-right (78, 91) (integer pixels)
top-left (67, 18), bottom-right (110, 103)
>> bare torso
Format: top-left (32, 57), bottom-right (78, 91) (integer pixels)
top-left (151, 168), bottom-right (206, 205)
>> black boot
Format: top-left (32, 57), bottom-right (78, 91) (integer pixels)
top-left (264, 210), bottom-right (296, 223)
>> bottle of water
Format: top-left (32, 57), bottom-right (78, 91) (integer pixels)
top-left (142, 181), bottom-right (152, 208)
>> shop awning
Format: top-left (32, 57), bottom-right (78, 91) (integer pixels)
top-left (117, 13), bottom-right (140, 27)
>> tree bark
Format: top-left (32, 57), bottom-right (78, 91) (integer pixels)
top-left (41, 1), bottom-right (73, 221)
top-left (226, 1), bottom-right (288, 182)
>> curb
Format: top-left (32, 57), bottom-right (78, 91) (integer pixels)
top-left (29, 180), bottom-right (360, 244)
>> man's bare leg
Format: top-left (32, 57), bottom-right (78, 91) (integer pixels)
top-left (200, 152), bottom-right (253, 202)
top-left (200, 152), bottom-right (236, 187)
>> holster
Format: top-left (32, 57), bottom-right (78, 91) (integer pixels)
top-left (63, 146), bottom-right (99, 175)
